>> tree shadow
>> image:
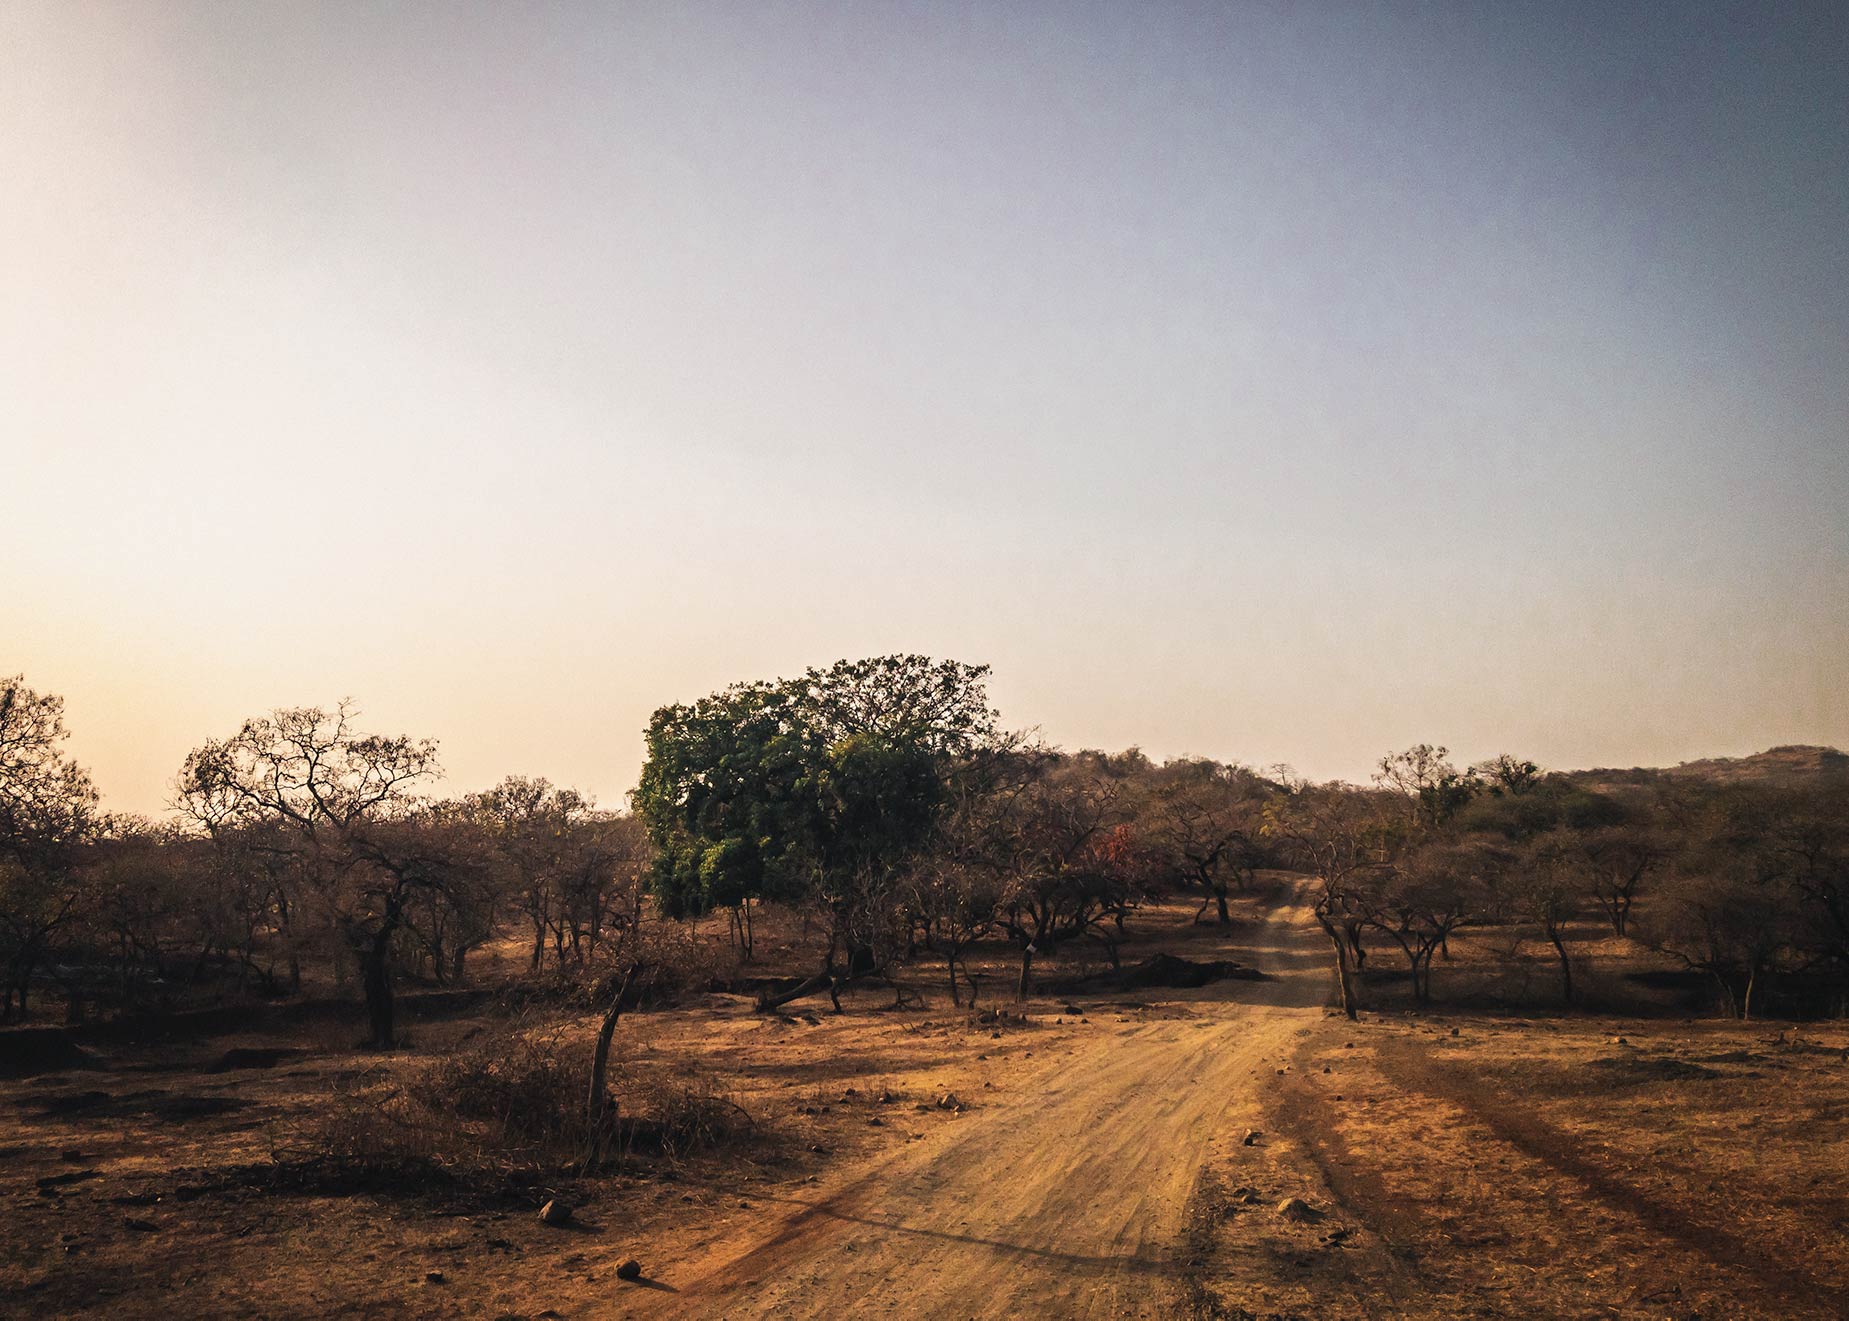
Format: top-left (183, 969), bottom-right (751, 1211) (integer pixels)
top-left (689, 1183), bottom-right (1179, 1280)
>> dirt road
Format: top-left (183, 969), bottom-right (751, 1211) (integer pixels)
top-left (654, 888), bottom-right (1335, 1318)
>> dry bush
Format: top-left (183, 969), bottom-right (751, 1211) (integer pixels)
top-left (405, 1019), bottom-right (588, 1166)
top-left (275, 1015), bottom-right (754, 1195)
top-left (493, 919), bottom-right (726, 1014)
top-left (621, 1063), bottom-right (756, 1157)
top-left (599, 919), bottom-right (728, 1005)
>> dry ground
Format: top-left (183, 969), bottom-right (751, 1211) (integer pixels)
top-left (3, 886), bottom-right (1847, 1319)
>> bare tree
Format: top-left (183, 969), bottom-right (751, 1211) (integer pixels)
top-left (1265, 780), bottom-right (1397, 1021)
top-left (1376, 744), bottom-right (1478, 830)
top-left (1512, 831), bottom-right (1582, 1007)
top-left (0, 677), bottom-right (99, 1020)
top-left (175, 703), bottom-right (451, 1047)
top-left (1143, 758), bottom-right (1268, 925)
top-left (1574, 820), bottom-right (1665, 938)
top-left (998, 758), bottom-right (1124, 998)
top-left (1361, 837), bottom-right (1499, 1006)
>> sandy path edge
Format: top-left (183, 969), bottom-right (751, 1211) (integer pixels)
top-left (643, 886), bottom-right (1336, 1319)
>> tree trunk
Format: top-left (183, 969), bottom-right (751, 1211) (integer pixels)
top-left (754, 970), bottom-right (834, 1013)
top-left (1549, 929), bottom-right (1573, 1007)
top-left (1317, 912), bottom-right (1357, 1021)
top-left (1215, 888), bottom-right (1231, 925)
top-left (361, 905), bottom-right (403, 1049)
top-left (15, 952), bottom-right (37, 1019)
top-left (362, 948), bottom-right (395, 1047)
top-left (1017, 945), bottom-right (1035, 1000)
top-left (946, 953), bottom-right (962, 1007)
top-left (584, 970), bottom-right (633, 1168)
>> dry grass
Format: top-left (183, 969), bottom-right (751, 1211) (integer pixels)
top-left (278, 1015), bottom-right (757, 1197)
top-left (5, 890), bottom-right (1846, 1318)
top-left (1243, 1011), bottom-right (1849, 1319)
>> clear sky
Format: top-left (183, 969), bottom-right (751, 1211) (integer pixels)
top-left (4, 1), bottom-right (1846, 817)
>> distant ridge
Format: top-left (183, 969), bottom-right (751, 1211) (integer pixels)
top-left (1563, 745), bottom-right (1848, 791)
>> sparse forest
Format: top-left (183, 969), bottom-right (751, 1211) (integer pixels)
top-left (4, 662), bottom-right (1848, 1318)
top-left (5, 667), bottom-right (1844, 1036)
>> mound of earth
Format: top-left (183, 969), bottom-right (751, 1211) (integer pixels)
top-left (0, 1027), bottom-right (99, 1079)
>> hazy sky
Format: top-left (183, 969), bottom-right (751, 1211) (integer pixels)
top-left (4, 1), bottom-right (1846, 816)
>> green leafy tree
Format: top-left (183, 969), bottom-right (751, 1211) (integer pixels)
top-left (634, 656), bottom-right (998, 1009)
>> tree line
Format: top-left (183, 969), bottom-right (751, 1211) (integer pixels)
top-left (3, 664), bottom-right (1844, 1041)
top-left (1267, 744), bottom-right (1849, 1020)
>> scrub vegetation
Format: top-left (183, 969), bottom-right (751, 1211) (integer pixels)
top-left (2, 661), bottom-right (1845, 1317)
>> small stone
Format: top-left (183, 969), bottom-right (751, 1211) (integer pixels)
top-left (616, 1258), bottom-right (643, 1281)
top-left (1322, 1066), bottom-right (1331, 1074)
top-left (867, 1116), bottom-right (884, 1127)
top-left (1276, 1197), bottom-right (1321, 1222)
top-left (123, 1217), bottom-right (159, 1232)
top-left (1242, 1130), bottom-right (1261, 1146)
top-left (937, 1093), bottom-right (962, 1111)
top-left (539, 1200), bottom-right (572, 1226)
top-left (425, 1271), bottom-right (444, 1284)
top-left (1449, 1027), bottom-right (1459, 1037)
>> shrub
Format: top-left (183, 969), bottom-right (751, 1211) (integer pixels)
top-left (281, 1015), bottom-right (753, 1195)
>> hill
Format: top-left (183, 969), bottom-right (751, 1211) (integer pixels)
top-left (1564, 744), bottom-right (1848, 792)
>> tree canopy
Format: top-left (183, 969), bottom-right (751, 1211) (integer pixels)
top-left (634, 656), bottom-right (999, 924)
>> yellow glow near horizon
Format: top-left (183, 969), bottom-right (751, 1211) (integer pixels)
top-left (4, 3), bottom-right (1845, 816)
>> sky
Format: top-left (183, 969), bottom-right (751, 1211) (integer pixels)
top-left (3, 1), bottom-right (1846, 817)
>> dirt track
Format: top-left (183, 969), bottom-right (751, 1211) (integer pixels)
top-left (649, 889), bottom-right (1335, 1318)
